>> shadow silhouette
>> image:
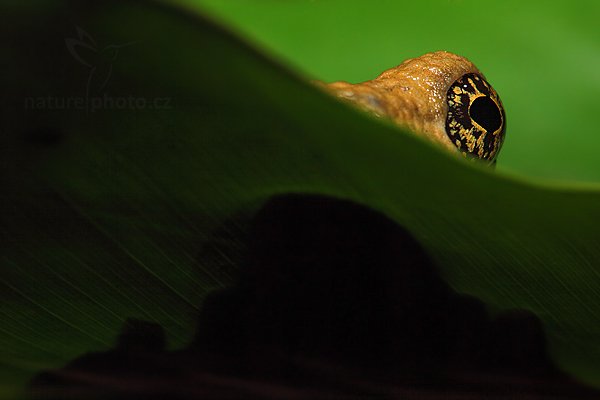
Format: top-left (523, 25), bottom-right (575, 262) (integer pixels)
top-left (29, 194), bottom-right (599, 399)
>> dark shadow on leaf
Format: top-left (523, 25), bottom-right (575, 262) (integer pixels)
top-left (29, 194), bottom-right (600, 399)
top-left (20, 127), bottom-right (64, 148)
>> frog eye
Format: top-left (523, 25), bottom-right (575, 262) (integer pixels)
top-left (445, 73), bottom-right (505, 162)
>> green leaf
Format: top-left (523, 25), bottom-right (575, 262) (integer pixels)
top-left (1, 0), bottom-right (600, 397)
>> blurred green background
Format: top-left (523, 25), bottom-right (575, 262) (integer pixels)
top-left (190, 0), bottom-right (600, 184)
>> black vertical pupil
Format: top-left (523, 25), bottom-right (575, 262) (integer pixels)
top-left (469, 96), bottom-right (502, 133)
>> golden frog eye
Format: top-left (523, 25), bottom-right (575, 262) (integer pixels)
top-left (445, 73), bottom-right (505, 162)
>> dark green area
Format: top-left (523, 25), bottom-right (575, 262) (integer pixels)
top-left (1, 0), bottom-right (600, 397)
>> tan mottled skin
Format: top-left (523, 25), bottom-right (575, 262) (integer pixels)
top-left (323, 51), bottom-right (482, 155)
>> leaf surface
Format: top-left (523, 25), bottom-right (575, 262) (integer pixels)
top-left (1, 0), bottom-right (600, 397)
